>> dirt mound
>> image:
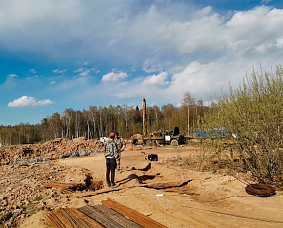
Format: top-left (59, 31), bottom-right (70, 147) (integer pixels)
top-left (0, 137), bottom-right (104, 164)
top-left (0, 162), bottom-right (95, 227)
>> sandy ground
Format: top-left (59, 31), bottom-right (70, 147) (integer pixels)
top-left (20, 146), bottom-right (283, 228)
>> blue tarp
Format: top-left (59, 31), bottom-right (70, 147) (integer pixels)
top-left (8, 149), bottom-right (104, 165)
top-left (196, 129), bottom-right (225, 138)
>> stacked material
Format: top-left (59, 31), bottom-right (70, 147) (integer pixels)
top-left (46, 208), bottom-right (103, 228)
top-left (46, 198), bottom-right (167, 228)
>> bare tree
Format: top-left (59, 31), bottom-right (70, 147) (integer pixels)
top-left (89, 106), bottom-right (98, 139)
top-left (183, 92), bottom-right (196, 136)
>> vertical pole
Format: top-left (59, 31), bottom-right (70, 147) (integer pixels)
top-left (142, 98), bottom-right (147, 136)
top-left (188, 105), bottom-right (190, 137)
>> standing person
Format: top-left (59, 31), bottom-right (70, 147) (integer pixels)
top-left (114, 132), bottom-right (126, 173)
top-left (104, 132), bottom-right (120, 187)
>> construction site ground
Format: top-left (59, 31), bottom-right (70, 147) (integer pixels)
top-left (3, 145), bottom-right (283, 227)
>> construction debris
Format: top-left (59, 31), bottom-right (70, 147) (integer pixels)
top-left (46, 208), bottom-right (103, 228)
top-left (144, 179), bottom-right (192, 189)
top-left (79, 178), bottom-right (192, 198)
top-left (46, 199), bottom-right (166, 228)
top-left (80, 205), bottom-right (143, 228)
top-left (79, 206), bottom-right (130, 228)
top-left (44, 180), bottom-right (103, 192)
top-left (102, 198), bottom-right (167, 228)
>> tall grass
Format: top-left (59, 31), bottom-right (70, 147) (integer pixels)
top-left (201, 66), bottom-right (283, 184)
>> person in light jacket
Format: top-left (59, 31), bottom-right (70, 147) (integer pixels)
top-left (104, 132), bottom-right (120, 187)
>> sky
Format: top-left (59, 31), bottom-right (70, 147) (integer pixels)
top-left (1, 0), bottom-right (283, 126)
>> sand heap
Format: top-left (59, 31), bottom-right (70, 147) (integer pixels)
top-left (0, 163), bottom-right (93, 227)
top-left (0, 137), bottom-right (104, 165)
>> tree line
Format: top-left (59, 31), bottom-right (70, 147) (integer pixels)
top-left (0, 94), bottom-right (206, 146)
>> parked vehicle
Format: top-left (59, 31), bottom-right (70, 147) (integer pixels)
top-left (143, 127), bottom-right (186, 146)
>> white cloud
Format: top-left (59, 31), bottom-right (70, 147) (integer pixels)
top-left (73, 67), bottom-right (96, 76)
top-left (73, 68), bottom-right (84, 73)
top-left (0, 2), bottom-right (282, 68)
top-left (8, 96), bottom-right (53, 107)
top-left (224, 6), bottom-right (283, 56)
top-left (7, 74), bottom-right (18, 78)
top-left (50, 81), bottom-right (56, 85)
top-left (142, 72), bottom-right (169, 85)
top-left (52, 69), bottom-right (68, 74)
top-left (275, 36), bottom-right (283, 47)
top-left (261, 0), bottom-right (272, 4)
top-left (101, 71), bottom-right (128, 82)
top-left (119, 82), bottom-right (127, 86)
top-left (168, 66), bottom-right (184, 75)
top-left (3, 3), bottom-right (283, 109)
top-left (142, 58), bottom-right (164, 73)
top-left (30, 69), bottom-right (37, 73)
top-left (79, 69), bottom-right (91, 76)
top-left (195, 6), bottom-right (212, 16)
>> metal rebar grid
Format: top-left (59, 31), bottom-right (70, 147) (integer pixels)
top-left (101, 198), bottom-right (167, 228)
top-left (81, 205), bottom-right (143, 228)
top-left (94, 205), bottom-right (144, 228)
top-left (46, 211), bottom-right (71, 228)
top-left (46, 208), bottom-right (103, 228)
top-left (78, 206), bottom-right (123, 228)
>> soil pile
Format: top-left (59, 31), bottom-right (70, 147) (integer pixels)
top-left (0, 137), bottom-right (104, 164)
top-left (0, 162), bottom-right (94, 227)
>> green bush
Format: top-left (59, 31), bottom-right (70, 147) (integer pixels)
top-left (201, 66), bottom-right (283, 184)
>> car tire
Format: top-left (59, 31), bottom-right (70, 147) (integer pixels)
top-left (170, 139), bottom-right (178, 146)
top-left (245, 184), bottom-right (276, 197)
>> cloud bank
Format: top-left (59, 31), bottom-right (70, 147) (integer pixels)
top-left (8, 96), bottom-right (53, 107)
top-left (2, 1), bottom-right (283, 123)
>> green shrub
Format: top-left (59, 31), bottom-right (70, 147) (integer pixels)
top-left (201, 66), bottom-right (283, 184)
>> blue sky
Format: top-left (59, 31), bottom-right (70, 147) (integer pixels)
top-left (1, 0), bottom-right (283, 126)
